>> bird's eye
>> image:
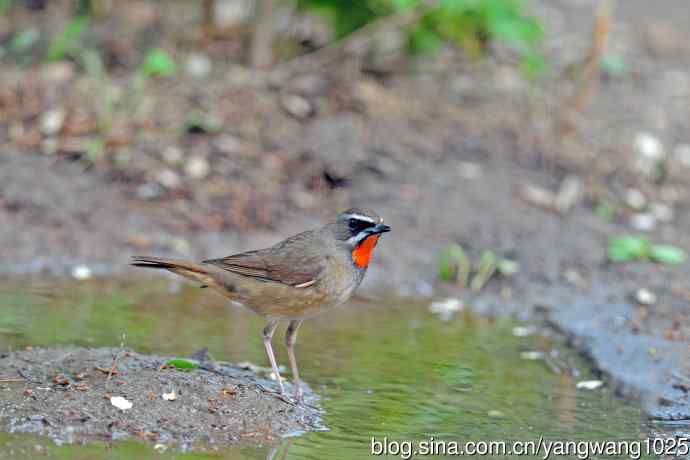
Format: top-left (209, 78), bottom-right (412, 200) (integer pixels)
top-left (348, 218), bottom-right (374, 234)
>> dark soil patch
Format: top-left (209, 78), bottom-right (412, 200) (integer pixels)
top-left (0, 347), bottom-right (322, 450)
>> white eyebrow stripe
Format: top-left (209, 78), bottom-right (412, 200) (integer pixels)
top-left (345, 213), bottom-right (376, 223)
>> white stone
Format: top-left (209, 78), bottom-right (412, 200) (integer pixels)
top-left (624, 188), bottom-right (646, 210)
top-left (110, 396), bottom-right (133, 411)
top-left (576, 380), bottom-right (603, 390)
top-left (70, 265), bottom-right (92, 280)
top-left (156, 169), bottom-right (181, 189)
top-left (429, 298), bottom-right (463, 322)
top-left (634, 132), bottom-right (665, 160)
top-left (184, 156), bottom-right (211, 179)
top-left (635, 288), bottom-right (657, 306)
top-left (186, 53), bottom-right (212, 78)
top-left (650, 202), bottom-right (674, 222)
top-left (280, 94), bottom-right (312, 119)
top-left (520, 351), bottom-right (543, 360)
top-left (630, 213), bottom-right (657, 232)
top-left (215, 135), bottom-right (242, 154)
top-left (162, 391), bottom-right (177, 401)
top-left (40, 109), bottom-right (65, 136)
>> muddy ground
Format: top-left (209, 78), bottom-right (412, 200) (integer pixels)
top-left (0, 347), bottom-right (321, 449)
top-left (1, 0), bottom-right (690, 444)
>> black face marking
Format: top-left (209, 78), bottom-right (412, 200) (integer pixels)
top-left (348, 217), bottom-right (375, 236)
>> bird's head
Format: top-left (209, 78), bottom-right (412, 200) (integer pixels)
top-left (332, 208), bottom-right (390, 268)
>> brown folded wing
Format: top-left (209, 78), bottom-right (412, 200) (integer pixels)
top-left (203, 230), bottom-right (323, 287)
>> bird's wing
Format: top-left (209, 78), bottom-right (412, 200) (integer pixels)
top-left (203, 230), bottom-right (324, 287)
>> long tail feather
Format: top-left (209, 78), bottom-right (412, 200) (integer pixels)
top-left (131, 256), bottom-right (207, 273)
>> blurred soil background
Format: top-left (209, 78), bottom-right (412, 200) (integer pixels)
top-left (1, 0), bottom-right (690, 414)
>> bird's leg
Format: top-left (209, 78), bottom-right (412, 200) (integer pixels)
top-left (285, 319), bottom-right (304, 401)
top-left (262, 319), bottom-right (285, 395)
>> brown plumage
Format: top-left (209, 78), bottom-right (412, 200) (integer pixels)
top-left (132, 208), bottom-right (390, 401)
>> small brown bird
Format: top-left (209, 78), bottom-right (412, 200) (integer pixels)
top-left (132, 208), bottom-right (390, 401)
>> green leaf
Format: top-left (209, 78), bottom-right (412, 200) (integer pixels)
top-left (497, 259), bottom-right (519, 277)
top-left (408, 24), bottom-right (443, 54)
top-left (649, 245), bottom-right (686, 265)
top-left (165, 359), bottom-right (199, 370)
top-left (140, 48), bottom-right (177, 77)
top-left (46, 16), bottom-right (89, 62)
top-left (391, 0), bottom-right (418, 11)
top-left (471, 250), bottom-right (497, 292)
top-left (608, 236), bottom-right (651, 262)
top-left (0, 0), bottom-right (14, 13)
top-left (438, 243), bottom-right (469, 284)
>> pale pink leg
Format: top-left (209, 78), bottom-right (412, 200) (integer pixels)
top-left (286, 320), bottom-right (304, 401)
top-left (262, 320), bottom-right (285, 395)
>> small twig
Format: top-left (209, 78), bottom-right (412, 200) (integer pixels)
top-left (0, 378), bottom-right (27, 384)
top-left (558, 0), bottom-right (614, 137)
top-left (105, 333), bottom-right (126, 391)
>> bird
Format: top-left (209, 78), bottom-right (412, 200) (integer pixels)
top-left (131, 208), bottom-right (390, 402)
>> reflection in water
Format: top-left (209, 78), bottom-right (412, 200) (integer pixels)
top-left (0, 278), bottom-right (647, 459)
top-left (267, 438), bottom-right (293, 460)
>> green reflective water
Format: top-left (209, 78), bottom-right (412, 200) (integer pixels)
top-left (0, 279), bottom-right (650, 459)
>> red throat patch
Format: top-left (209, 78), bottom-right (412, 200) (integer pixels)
top-left (352, 234), bottom-right (380, 268)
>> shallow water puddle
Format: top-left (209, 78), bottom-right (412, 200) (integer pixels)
top-left (0, 279), bottom-right (651, 459)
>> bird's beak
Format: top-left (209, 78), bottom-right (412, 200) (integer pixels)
top-left (372, 223), bottom-right (391, 234)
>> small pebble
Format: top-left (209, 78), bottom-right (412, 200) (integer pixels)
top-left (110, 396), bottom-right (133, 411)
top-left (563, 268), bottom-right (587, 288)
top-left (576, 380), bottom-right (603, 390)
top-left (70, 265), bottom-right (92, 280)
top-left (429, 298), bottom-right (463, 322)
top-left (215, 135), bottom-right (242, 155)
top-left (674, 144), bottom-right (690, 167)
top-left (162, 391), bottom-right (177, 401)
top-left (40, 109), bottom-right (65, 136)
top-left (185, 53), bottom-right (212, 78)
top-left (624, 188), bottom-right (646, 210)
top-left (520, 351), bottom-right (543, 360)
top-left (635, 288), bottom-right (657, 306)
top-left (630, 213), bottom-right (657, 232)
top-left (289, 73), bottom-right (329, 97)
top-left (162, 146), bottom-right (184, 164)
top-left (156, 169), bottom-right (181, 189)
top-left (650, 202), bottom-right (674, 222)
top-left (634, 132), bottom-right (665, 177)
top-left (520, 184), bottom-right (555, 210)
top-left (512, 325), bottom-right (536, 337)
top-left (554, 175), bottom-right (583, 213)
top-left (635, 132), bottom-right (665, 160)
top-left (169, 237), bottom-right (190, 255)
top-left (280, 93), bottom-right (313, 120)
top-left (184, 156), bottom-right (211, 179)
top-left (457, 161), bottom-right (482, 180)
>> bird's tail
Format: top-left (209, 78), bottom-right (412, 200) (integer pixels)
top-left (131, 256), bottom-right (213, 286)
